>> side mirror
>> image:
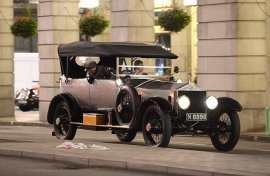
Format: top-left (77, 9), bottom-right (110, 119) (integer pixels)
top-left (174, 66), bottom-right (180, 73)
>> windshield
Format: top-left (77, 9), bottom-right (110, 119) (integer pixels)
top-left (72, 56), bottom-right (172, 80)
top-left (117, 57), bottom-right (172, 77)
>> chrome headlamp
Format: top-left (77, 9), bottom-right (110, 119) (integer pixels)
top-left (206, 96), bottom-right (218, 110)
top-left (178, 95), bottom-right (190, 110)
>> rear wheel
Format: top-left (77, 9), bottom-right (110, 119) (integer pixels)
top-left (210, 109), bottom-right (240, 151)
top-left (142, 105), bottom-right (171, 147)
top-left (115, 129), bottom-right (137, 142)
top-left (53, 100), bottom-right (77, 140)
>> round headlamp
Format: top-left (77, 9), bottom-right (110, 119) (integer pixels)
top-left (206, 96), bottom-right (218, 110)
top-left (178, 95), bottom-right (190, 110)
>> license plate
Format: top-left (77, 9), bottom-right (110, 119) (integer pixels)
top-left (186, 113), bottom-right (207, 121)
top-left (18, 100), bottom-right (27, 104)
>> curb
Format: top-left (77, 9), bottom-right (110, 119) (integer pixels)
top-left (0, 148), bottom-right (259, 176)
top-left (0, 121), bottom-right (52, 128)
top-left (240, 134), bottom-right (270, 143)
top-left (1, 121), bottom-right (270, 143)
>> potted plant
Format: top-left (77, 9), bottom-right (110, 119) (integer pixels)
top-left (10, 11), bottom-right (37, 38)
top-left (157, 7), bottom-right (191, 33)
top-left (79, 10), bottom-right (109, 41)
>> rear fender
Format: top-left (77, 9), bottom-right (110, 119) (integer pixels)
top-left (47, 94), bottom-right (65, 124)
top-left (47, 93), bottom-right (82, 124)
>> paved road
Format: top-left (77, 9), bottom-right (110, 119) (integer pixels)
top-left (0, 156), bottom-right (167, 176)
top-left (0, 125), bottom-right (270, 176)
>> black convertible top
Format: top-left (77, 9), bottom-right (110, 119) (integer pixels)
top-left (58, 41), bottom-right (178, 59)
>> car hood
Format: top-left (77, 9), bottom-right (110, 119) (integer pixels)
top-left (134, 79), bottom-right (203, 91)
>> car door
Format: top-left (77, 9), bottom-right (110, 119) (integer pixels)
top-left (89, 79), bottom-right (119, 110)
top-left (61, 76), bottom-right (91, 110)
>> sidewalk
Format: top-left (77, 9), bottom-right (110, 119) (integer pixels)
top-left (0, 109), bottom-right (50, 127)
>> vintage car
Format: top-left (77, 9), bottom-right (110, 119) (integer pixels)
top-left (47, 42), bottom-right (242, 151)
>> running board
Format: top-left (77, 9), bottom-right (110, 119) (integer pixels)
top-left (71, 122), bottom-right (129, 130)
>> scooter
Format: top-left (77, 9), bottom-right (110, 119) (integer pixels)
top-left (15, 85), bottom-right (39, 111)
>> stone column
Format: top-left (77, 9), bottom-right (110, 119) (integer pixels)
top-left (266, 1), bottom-right (270, 114)
top-left (0, 0), bottom-right (14, 117)
top-left (198, 0), bottom-right (266, 131)
top-left (110, 0), bottom-right (154, 43)
top-left (38, 0), bottom-right (79, 121)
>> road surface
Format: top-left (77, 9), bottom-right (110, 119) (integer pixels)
top-left (0, 125), bottom-right (269, 176)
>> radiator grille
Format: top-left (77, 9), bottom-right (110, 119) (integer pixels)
top-left (178, 91), bottom-right (207, 116)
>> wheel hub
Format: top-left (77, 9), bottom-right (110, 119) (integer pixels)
top-left (55, 118), bottom-right (60, 125)
top-left (117, 104), bottom-right (122, 112)
top-left (146, 123), bottom-right (152, 132)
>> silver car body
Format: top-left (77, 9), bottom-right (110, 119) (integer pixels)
top-left (61, 76), bottom-right (119, 110)
top-left (61, 74), bottom-right (203, 113)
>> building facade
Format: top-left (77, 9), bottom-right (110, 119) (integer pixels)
top-left (197, 0), bottom-right (269, 131)
top-left (0, 0), bottom-right (269, 132)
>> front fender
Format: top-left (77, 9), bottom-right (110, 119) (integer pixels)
top-left (135, 97), bottom-right (172, 130)
top-left (217, 97), bottom-right (242, 112)
top-left (144, 97), bottom-right (172, 113)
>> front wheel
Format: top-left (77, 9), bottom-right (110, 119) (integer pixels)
top-left (210, 110), bottom-right (240, 151)
top-left (53, 100), bottom-right (77, 140)
top-left (142, 105), bottom-right (172, 147)
top-left (115, 129), bottom-right (137, 142)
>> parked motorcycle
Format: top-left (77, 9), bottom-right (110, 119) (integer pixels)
top-left (15, 85), bottom-right (39, 111)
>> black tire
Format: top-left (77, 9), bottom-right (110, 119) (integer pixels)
top-left (115, 129), bottom-right (137, 142)
top-left (142, 105), bottom-right (172, 147)
top-left (115, 86), bottom-right (139, 127)
top-left (210, 109), bottom-right (240, 151)
top-left (19, 105), bottom-right (32, 112)
top-left (53, 100), bottom-right (77, 140)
